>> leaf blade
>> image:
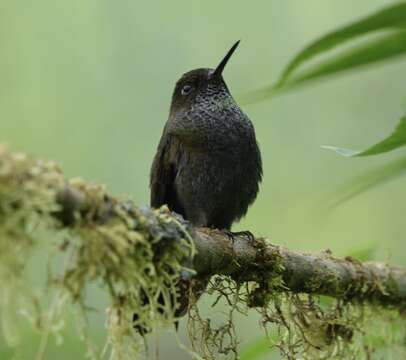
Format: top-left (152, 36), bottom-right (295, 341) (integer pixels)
top-left (278, 3), bottom-right (406, 86)
top-left (280, 30), bottom-right (406, 91)
top-left (324, 115), bottom-right (406, 157)
top-left (329, 156), bottom-right (406, 207)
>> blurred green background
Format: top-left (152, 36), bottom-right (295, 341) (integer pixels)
top-left (1, 0), bottom-right (405, 359)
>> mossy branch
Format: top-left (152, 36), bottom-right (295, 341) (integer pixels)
top-left (0, 145), bottom-right (405, 359)
top-left (193, 230), bottom-right (406, 309)
top-left (54, 172), bottom-right (406, 311)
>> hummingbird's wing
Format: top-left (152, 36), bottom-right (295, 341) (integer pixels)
top-left (150, 133), bottom-right (185, 216)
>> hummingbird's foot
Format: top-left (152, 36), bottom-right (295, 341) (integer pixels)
top-left (231, 230), bottom-right (255, 243)
top-left (223, 229), bottom-right (235, 243)
top-left (223, 230), bottom-right (255, 244)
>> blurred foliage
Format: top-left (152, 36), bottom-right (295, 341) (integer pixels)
top-left (323, 113), bottom-right (406, 204)
top-left (248, 2), bottom-right (406, 207)
top-left (328, 155), bottom-right (406, 208)
top-left (247, 2), bottom-right (406, 101)
top-left (277, 3), bottom-right (406, 87)
top-left (1, 0), bottom-right (406, 359)
top-left (324, 115), bottom-right (406, 157)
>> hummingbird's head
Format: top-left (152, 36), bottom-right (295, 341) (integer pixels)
top-left (169, 41), bottom-right (240, 115)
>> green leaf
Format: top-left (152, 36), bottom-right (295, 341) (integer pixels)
top-left (243, 3), bottom-right (406, 103)
top-left (279, 30), bottom-right (406, 91)
top-left (278, 3), bottom-right (406, 86)
top-left (329, 156), bottom-right (406, 207)
top-left (323, 115), bottom-right (406, 157)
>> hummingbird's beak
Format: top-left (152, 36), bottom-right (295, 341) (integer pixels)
top-left (212, 40), bottom-right (240, 78)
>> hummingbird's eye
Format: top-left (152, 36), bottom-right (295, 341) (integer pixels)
top-left (181, 84), bottom-right (192, 96)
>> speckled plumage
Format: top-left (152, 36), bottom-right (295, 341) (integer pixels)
top-left (150, 44), bottom-right (262, 230)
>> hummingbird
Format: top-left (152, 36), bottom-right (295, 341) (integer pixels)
top-left (150, 41), bottom-right (262, 233)
top-left (133, 42), bottom-right (263, 334)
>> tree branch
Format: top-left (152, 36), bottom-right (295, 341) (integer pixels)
top-left (2, 145), bottom-right (406, 360)
top-left (193, 229), bottom-right (406, 309)
top-left (55, 185), bottom-right (406, 311)
top-left (1, 146), bottom-right (405, 312)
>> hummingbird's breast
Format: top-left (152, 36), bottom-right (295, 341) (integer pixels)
top-left (173, 127), bottom-right (261, 229)
top-left (181, 93), bottom-right (255, 152)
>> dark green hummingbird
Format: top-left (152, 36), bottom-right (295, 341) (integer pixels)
top-left (150, 41), bottom-right (262, 232)
top-left (134, 42), bottom-right (263, 334)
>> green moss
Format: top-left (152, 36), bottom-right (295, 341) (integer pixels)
top-left (0, 146), bottom-right (193, 359)
top-left (0, 145), bottom-right (405, 360)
